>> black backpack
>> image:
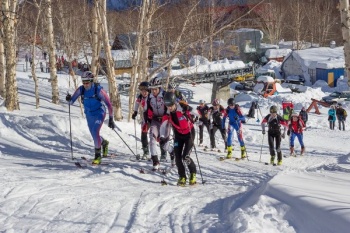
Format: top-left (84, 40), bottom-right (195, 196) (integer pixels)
top-left (80, 83), bottom-right (101, 103)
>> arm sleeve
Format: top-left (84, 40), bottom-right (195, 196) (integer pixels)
top-left (98, 89), bottom-right (113, 117)
top-left (69, 86), bottom-right (82, 105)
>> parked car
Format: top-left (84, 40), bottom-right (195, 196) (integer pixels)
top-left (322, 91), bottom-right (350, 104)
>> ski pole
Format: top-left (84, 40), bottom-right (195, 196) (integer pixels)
top-left (134, 119), bottom-right (138, 156)
top-left (193, 144), bottom-right (206, 185)
top-left (112, 128), bottom-right (139, 157)
top-left (68, 93), bottom-right (75, 160)
top-left (259, 134), bottom-right (265, 162)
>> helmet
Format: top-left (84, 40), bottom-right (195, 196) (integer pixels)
top-left (150, 77), bottom-right (162, 88)
top-left (168, 82), bottom-right (177, 90)
top-left (227, 98), bottom-right (235, 106)
top-left (199, 100), bottom-right (206, 104)
top-left (270, 105), bottom-right (278, 113)
top-left (212, 99), bottom-right (220, 106)
top-left (139, 81), bottom-right (150, 91)
top-left (291, 112), bottom-right (299, 117)
top-left (81, 71), bottom-right (94, 82)
top-left (163, 91), bottom-right (176, 107)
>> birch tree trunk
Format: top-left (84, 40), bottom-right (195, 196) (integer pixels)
top-left (0, 36), bottom-right (5, 98)
top-left (2, 0), bottom-right (19, 111)
top-left (45, 0), bottom-right (59, 104)
top-left (95, 0), bottom-right (122, 120)
top-left (91, 5), bottom-right (99, 77)
top-left (340, 0), bottom-right (350, 86)
top-left (31, 0), bottom-right (43, 108)
top-left (128, 0), bottom-right (149, 121)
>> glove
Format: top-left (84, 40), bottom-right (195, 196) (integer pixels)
top-left (262, 130), bottom-right (265, 135)
top-left (66, 94), bottom-right (71, 102)
top-left (159, 136), bottom-right (169, 144)
top-left (281, 133), bottom-right (285, 139)
top-left (108, 117), bottom-right (115, 129)
top-left (287, 130), bottom-right (290, 136)
top-left (131, 111), bottom-right (138, 120)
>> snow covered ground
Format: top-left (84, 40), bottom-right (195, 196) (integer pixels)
top-left (0, 71), bottom-right (350, 233)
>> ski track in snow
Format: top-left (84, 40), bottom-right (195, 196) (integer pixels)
top-left (1, 76), bottom-right (350, 232)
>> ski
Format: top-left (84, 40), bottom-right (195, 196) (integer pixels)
top-left (139, 167), bottom-right (172, 175)
top-left (264, 162), bottom-right (277, 166)
top-left (218, 156), bottom-right (241, 161)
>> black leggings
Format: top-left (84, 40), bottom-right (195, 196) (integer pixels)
top-left (174, 132), bottom-right (196, 178)
top-left (268, 132), bottom-right (282, 160)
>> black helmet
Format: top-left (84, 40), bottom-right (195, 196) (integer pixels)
top-left (163, 91), bottom-right (176, 107)
top-left (150, 77), bottom-right (162, 88)
top-left (227, 98), bottom-right (235, 106)
top-left (270, 105), bottom-right (278, 113)
top-left (139, 81), bottom-right (150, 91)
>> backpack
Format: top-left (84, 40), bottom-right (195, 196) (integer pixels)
top-left (80, 83), bottom-right (101, 103)
top-left (267, 114), bottom-right (281, 133)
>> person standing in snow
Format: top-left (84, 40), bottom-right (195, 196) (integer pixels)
top-left (336, 104), bottom-right (347, 131)
top-left (66, 71), bottom-right (115, 165)
top-left (261, 105), bottom-right (288, 165)
top-left (160, 91), bottom-right (197, 186)
top-left (144, 77), bottom-right (168, 170)
top-left (328, 105), bottom-right (336, 130)
top-left (131, 81), bottom-right (151, 160)
top-left (288, 112), bottom-right (306, 156)
top-left (222, 98), bottom-right (246, 159)
top-left (208, 99), bottom-right (227, 152)
top-left (195, 100), bottom-right (210, 146)
top-left (299, 107), bottom-right (308, 127)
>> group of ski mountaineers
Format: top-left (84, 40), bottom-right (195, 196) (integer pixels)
top-left (65, 71), bottom-right (347, 186)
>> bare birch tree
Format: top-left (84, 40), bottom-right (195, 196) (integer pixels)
top-left (0, 32), bottom-right (5, 98)
top-left (94, 0), bottom-right (122, 120)
top-left (44, 0), bottom-right (59, 104)
top-left (339, 0), bottom-right (350, 86)
top-left (2, 0), bottom-right (19, 110)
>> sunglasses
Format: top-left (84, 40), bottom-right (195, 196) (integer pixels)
top-left (82, 81), bottom-right (91, 84)
top-left (270, 111), bottom-right (277, 113)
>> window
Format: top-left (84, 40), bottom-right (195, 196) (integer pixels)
top-left (115, 60), bottom-right (132, 68)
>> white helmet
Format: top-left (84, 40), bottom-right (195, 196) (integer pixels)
top-left (199, 100), bottom-right (206, 104)
top-left (150, 77), bottom-right (162, 88)
top-left (81, 71), bottom-right (94, 82)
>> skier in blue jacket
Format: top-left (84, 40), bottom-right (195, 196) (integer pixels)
top-left (66, 71), bottom-right (115, 164)
top-left (222, 98), bottom-right (246, 159)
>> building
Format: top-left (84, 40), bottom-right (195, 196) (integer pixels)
top-left (281, 46), bottom-right (345, 87)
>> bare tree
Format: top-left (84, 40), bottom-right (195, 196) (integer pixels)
top-left (43, 0), bottom-right (59, 104)
top-left (339, 0), bottom-right (350, 86)
top-left (0, 32), bottom-right (5, 98)
top-left (94, 0), bottom-right (122, 120)
top-left (2, 0), bottom-right (20, 110)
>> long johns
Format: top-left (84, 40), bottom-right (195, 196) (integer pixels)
top-left (227, 124), bottom-right (244, 147)
top-left (87, 112), bottom-right (106, 148)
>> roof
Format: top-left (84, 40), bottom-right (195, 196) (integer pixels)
top-left (265, 49), bottom-right (292, 59)
top-left (290, 47), bottom-right (345, 69)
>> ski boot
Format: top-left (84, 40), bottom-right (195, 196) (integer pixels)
top-left (92, 148), bottom-right (102, 165)
top-left (290, 147), bottom-right (296, 157)
top-left (102, 139), bottom-right (109, 157)
top-left (270, 156), bottom-right (275, 165)
top-left (189, 173), bottom-right (197, 185)
top-left (300, 146), bottom-right (305, 156)
top-left (226, 146), bottom-right (233, 159)
top-left (141, 147), bottom-right (149, 160)
top-left (151, 155), bottom-right (159, 170)
top-left (277, 159), bottom-right (282, 165)
top-left (241, 146), bottom-right (246, 159)
top-left (170, 151), bottom-right (176, 167)
top-left (177, 177), bottom-right (186, 187)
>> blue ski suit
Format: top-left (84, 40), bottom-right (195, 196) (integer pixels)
top-left (222, 105), bottom-right (246, 147)
top-left (69, 83), bottom-right (113, 149)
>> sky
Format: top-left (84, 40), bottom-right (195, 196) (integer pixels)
top-left (0, 57), bottom-right (350, 233)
